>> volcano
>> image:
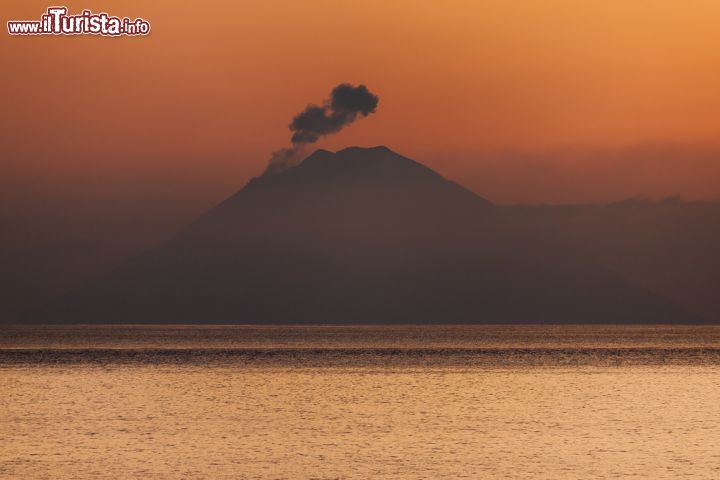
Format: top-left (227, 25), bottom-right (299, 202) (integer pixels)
top-left (32, 146), bottom-right (698, 324)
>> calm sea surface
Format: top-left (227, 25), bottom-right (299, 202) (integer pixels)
top-left (1, 325), bottom-right (719, 479)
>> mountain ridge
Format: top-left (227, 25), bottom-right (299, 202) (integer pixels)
top-left (27, 146), bottom-right (701, 324)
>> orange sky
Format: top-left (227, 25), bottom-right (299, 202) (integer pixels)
top-left (3, 0), bottom-right (720, 209)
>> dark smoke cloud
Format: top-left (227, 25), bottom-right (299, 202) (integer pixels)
top-left (266, 84), bottom-right (379, 174)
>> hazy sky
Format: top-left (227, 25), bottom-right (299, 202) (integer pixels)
top-left (3, 0), bottom-right (720, 213)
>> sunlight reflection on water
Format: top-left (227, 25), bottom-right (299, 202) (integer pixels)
top-left (1, 325), bottom-right (719, 479)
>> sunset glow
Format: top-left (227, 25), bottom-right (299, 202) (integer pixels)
top-left (3, 0), bottom-right (720, 206)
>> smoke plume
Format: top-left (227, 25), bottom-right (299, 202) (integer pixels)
top-left (266, 84), bottom-right (379, 174)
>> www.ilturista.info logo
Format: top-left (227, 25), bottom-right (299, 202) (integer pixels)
top-left (7, 6), bottom-right (150, 36)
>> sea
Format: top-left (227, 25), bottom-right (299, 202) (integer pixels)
top-left (1, 325), bottom-right (719, 479)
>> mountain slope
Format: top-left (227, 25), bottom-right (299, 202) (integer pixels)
top-left (31, 146), bottom-right (699, 324)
